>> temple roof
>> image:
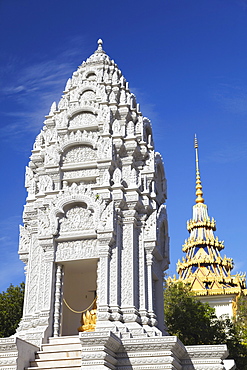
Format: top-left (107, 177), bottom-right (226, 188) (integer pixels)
top-left (174, 136), bottom-right (247, 297)
top-left (85, 39), bottom-right (114, 65)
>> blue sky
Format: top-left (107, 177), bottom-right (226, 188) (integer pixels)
top-left (0, 0), bottom-right (247, 292)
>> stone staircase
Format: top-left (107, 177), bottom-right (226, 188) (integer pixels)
top-left (25, 336), bottom-right (81, 370)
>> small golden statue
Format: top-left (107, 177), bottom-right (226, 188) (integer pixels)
top-left (78, 298), bottom-right (97, 332)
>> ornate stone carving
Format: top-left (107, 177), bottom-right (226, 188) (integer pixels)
top-left (59, 206), bottom-right (95, 233)
top-left (112, 119), bottom-right (121, 136)
top-left (98, 202), bottom-right (114, 231)
top-left (100, 169), bottom-right (110, 186)
top-left (69, 112), bottom-right (96, 128)
top-left (144, 211), bottom-right (157, 240)
top-left (38, 175), bottom-right (53, 193)
top-left (63, 168), bottom-right (99, 180)
top-left (38, 208), bottom-right (51, 236)
top-left (80, 90), bottom-right (96, 101)
top-left (43, 127), bottom-right (58, 144)
top-left (59, 129), bottom-right (98, 149)
top-left (44, 145), bottom-right (60, 166)
top-left (62, 145), bottom-right (96, 164)
top-left (53, 264), bottom-right (63, 337)
top-left (25, 166), bottom-right (37, 196)
top-left (56, 240), bottom-right (98, 262)
top-left (19, 225), bottom-right (30, 253)
top-left (11, 40), bottom-right (232, 370)
top-left (112, 168), bottom-right (122, 186)
top-left (97, 137), bottom-right (112, 159)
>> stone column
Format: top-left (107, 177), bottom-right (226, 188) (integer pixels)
top-left (138, 219), bottom-right (150, 326)
top-left (145, 243), bottom-right (157, 327)
top-left (121, 209), bottom-right (140, 327)
top-left (109, 209), bottom-right (123, 322)
top-left (96, 232), bottom-right (112, 329)
top-left (53, 264), bottom-right (63, 337)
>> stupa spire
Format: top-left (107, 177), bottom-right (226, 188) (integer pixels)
top-left (173, 137), bottom-right (247, 309)
top-left (95, 38), bottom-right (105, 53)
top-left (194, 135), bottom-right (204, 204)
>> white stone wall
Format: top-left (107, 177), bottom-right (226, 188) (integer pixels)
top-left (16, 41), bottom-right (169, 346)
top-left (199, 295), bottom-right (234, 318)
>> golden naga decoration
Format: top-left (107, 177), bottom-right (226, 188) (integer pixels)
top-left (78, 298), bottom-right (97, 332)
top-left (172, 135), bottom-right (247, 299)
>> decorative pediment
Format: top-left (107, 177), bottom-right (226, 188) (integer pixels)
top-left (68, 111), bottom-right (97, 129)
top-left (62, 145), bottom-right (97, 165)
top-left (59, 130), bottom-right (98, 151)
top-left (49, 183), bottom-right (105, 236)
top-left (59, 205), bottom-right (95, 234)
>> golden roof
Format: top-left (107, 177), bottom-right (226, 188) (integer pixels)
top-left (175, 136), bottom-right (247, 297)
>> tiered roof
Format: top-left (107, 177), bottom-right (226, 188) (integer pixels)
top-left (176, 136), bottom-right (247, 297)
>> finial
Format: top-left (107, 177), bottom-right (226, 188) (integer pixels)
top-left (194, 134), bottom-right (204, 204)
top-left (97, 39), bottom-right (103, 51)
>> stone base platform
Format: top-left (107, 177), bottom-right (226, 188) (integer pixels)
top-left (0, 333), bottom-right (235, 370)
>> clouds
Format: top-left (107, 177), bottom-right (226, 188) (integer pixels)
top-left (206, 142), bottom-right (247, 164)
top-left (213, 81), bottom-right (247, 115)
top-left (0, 36), bottom-right (89, 143)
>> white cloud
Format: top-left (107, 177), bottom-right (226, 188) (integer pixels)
top-left (213, 81), bottom-right (247, 115)
top-left (205, 142), bottom-right (247, 164)
top-left (0, 36), bottom-right (89, 144)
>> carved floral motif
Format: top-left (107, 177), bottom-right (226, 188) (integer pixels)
top-left (59, 206), bottom-right (94, 233)
top-left (80, 90), bottom-right (96, 101)
top-left (63, 169), bottom-right (99, 180)
top-left (44, 146), bottom-right (60, 166)
top-left (38, 209), bottom-right (51, 236)
top-left (19, 225), bottom-right (30, 252)
top-left (56, 239), bottom-right (98, 261)
top-left (69, 112), bottom-right (96, 128)
top-left (97, 138), bottom-right (112, 159)
top-left (62, 145), bottom-right (96, 164)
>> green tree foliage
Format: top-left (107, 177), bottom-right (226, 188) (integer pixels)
top-left (164, 281), bottom-right (247, 369)
top-left (0, 282), bottom-right (25, 337)
top-left (234, 293), bottom-right (247, 344)
top-left (164, 281), bottom-right (225, 345)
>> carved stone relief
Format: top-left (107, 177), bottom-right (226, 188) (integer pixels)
top-left (144, 211), bottom-right (157, 241)
top-left (44, 146), bottom-right (60, 166)
top-left (68, 112), bottom-right (96, 128)
top-left (59, 206), bottom-right (94, 233)
top-left (19, 225), bottom-right (30, 253)
top-left (62, 145), bottom-right (96, 164)
top-left (38, 208), bottom-right (51, 236)
top-left (62, 169), bottom-right (99, 180)
top-left (38, 175), bottom-right (53, 193)
top-left (56, 239), bottom-right (98, 262)
top-left (80, 90), bottom-right (96, 101)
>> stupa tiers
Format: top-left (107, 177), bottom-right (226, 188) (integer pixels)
top-left (176, 136), bottom-right (247, 317)
top-left (0, 41), bottom-right (234, 370)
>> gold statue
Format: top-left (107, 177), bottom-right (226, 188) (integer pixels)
top-left (78, 298), bottom-right (97, 332)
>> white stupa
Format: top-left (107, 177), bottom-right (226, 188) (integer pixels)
top-left (0, 40), bottom-right (233, 370)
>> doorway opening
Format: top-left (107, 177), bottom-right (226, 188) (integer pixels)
top-left (61, 258), bottom-right (98, 336)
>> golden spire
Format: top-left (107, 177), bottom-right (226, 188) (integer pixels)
top-left (194, 135), bottom-right (204, 204)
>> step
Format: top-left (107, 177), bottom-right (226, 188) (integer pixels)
top-left (26, 367), bottom-right (81, 370)
top-left (36, 350), bottom-right (81, 361)
top-left (41, 343), bottom-right (81, 352)
top-left (30, 357), bottom-right (81, 368)
top-left (48, 336), bottom-right (80, 345)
